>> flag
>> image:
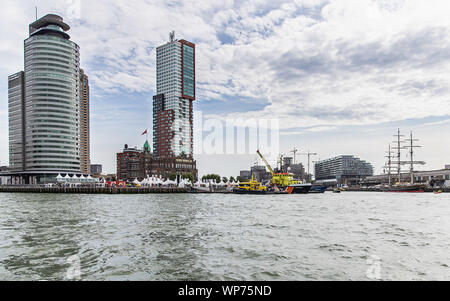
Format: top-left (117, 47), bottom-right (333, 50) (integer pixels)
top-left (142, 129), bottom-right (147, 135)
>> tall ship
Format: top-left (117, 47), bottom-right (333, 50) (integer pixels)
top-left (381, 129), bottom-right (426, 193)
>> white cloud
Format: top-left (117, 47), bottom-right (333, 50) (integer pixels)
top-left (4, 0), bottom-right (449, 129)
top-left (1, 0), bottom-right (450, 174)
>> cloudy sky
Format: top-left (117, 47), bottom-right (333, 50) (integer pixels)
top-left (1, 0), bottom-right (450, 177)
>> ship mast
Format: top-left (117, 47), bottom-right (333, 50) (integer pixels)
top-left (403, 131), bottom-right (425, 184)
top-left (384, 144), bottom-right (394, 186)
top-left (392, 128), bottom-right (405, 184)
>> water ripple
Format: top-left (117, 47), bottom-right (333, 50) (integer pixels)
top-left (0, 192), bottom-right (450, 280)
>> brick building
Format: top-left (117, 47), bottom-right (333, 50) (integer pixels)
top-left (116, 141), bottom-right (197, 182)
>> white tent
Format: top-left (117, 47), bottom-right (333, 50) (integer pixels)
top-left (56, 174), bottom-right (63, 182)
top-left (165, 179), bottom-right (176, 186)
top-left (133, 178), bottom-right (140, 185)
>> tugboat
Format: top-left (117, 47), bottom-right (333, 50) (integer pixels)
top-left (232, 173), bottom-right (268, 194)
top-left (256, 150), bottom-right (311, 194)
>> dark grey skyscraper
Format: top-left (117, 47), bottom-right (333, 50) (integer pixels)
top-left (8, 72), bottom-right (25, 172)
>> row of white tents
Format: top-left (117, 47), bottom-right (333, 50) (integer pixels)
top-left (56, 174), bottom-right (99, 183)
top-left (132, 175), bottom-right (243, 188)
top-left (55, 173), bottom-right (244, 188)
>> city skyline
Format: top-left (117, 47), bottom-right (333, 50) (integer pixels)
top-left (1, 0), bottom-right (450, 177)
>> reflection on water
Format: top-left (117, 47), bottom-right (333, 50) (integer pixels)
top-left (0, 192), bottom-right (450, 280)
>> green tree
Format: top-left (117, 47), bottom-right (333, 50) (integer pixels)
top-left (182, 174), bottom-right (194, 183)
top-left (229, 176), bottom-right (236, 183)
top-left (202, 174), bottom-right (221, 183)
top-left (169, 173), bottom-right (177, 181)
top-left (222, 177), bottom-right (228, 183)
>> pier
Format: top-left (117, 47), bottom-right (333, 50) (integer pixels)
top-left (0, 186), bottom-right (190, 194)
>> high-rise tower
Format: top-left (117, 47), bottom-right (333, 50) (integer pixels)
top-left (8, 71), bottom-right (25, 172)
top-left (79, 69), bottom-right (90, 174)
top-left (7, 14), bottom-right (83, 184)
top-left (153, 32), bottom-right (195, 159)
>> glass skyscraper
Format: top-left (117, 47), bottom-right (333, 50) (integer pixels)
top-left (153, 33), bottom-right (195, 159)
top-left (7, 14), bottom-right (86, 184)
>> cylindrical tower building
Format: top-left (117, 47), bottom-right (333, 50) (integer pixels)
top-left (24, 14), bottom-right (81, 173)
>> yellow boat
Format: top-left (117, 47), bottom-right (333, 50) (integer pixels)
top-left (256, 150), bottom-right (301, 187)
top-left (233, 173), bottom-right (268, 194)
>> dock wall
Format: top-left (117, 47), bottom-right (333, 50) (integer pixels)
top-left (0, 186), bottom-right (190, 194)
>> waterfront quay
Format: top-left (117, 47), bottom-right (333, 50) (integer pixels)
top-left (342, 187), bottom-right (450, 193)
top-left (0, 186), bottom-right (189, 194)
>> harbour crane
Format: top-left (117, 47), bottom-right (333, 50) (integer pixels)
top-left (256, 150), bottom-right (275, 175)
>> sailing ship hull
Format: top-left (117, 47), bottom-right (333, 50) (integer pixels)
top-left (382, 185), bottom-right (426, 193)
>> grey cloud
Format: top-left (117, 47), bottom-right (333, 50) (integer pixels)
top-left (269, 26), bottom-right (450, 85)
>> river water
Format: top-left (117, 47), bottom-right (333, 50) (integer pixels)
top-left (0, 192), bottom-right (449, 281)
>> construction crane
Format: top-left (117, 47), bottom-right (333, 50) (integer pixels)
top-left (290, 147), bottom-right (299, 164)
top-left (256, 150), bottom-right (301, 187)
top-left (299, 150), bottom-right (318, 176)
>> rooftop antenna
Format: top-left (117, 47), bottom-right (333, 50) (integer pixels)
top-left (35, 6), bottom-right (38, 20)
top-left (169, 31), bottom-right (175, 42)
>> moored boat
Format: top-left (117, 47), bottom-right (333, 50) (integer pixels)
top-left (309, 184), bottom-right (327, 193)
top-left (232, 173), bottom-right (268, 194)
top-left (382, 184), bottom-right (426, 193)
top-left (285, 183), bottom-right (312, 194)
